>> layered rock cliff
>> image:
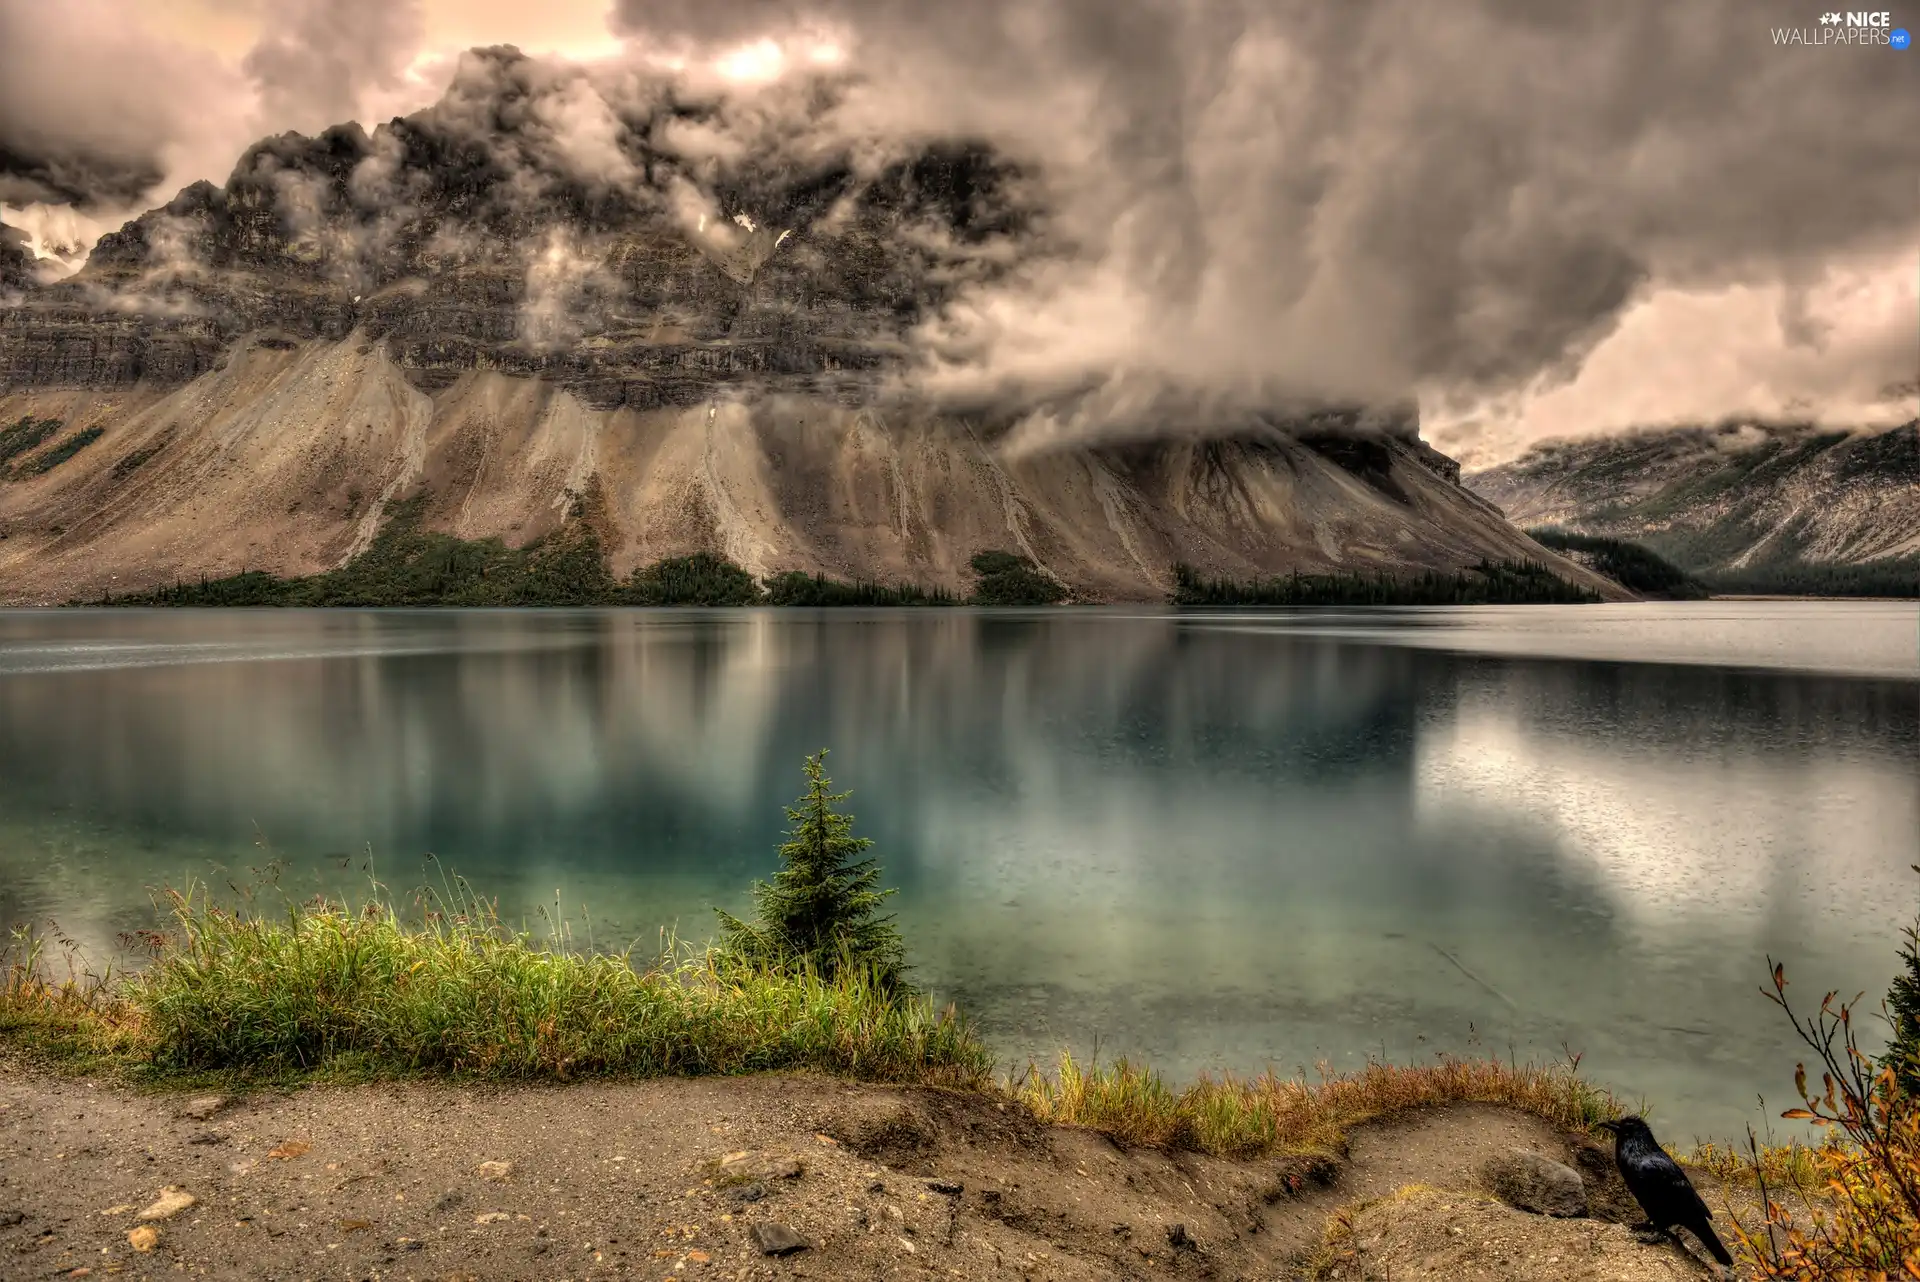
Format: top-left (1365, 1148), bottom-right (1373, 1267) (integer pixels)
top-left (0, 48), bottom-right (1616, 605)
top-left (0, 223), bottom-right (33, 293)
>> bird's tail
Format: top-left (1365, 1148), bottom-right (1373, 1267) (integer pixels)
top-left (1694, 1218), bottom-right (1733, 1267)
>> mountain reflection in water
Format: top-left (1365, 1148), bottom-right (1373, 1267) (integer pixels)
top-left (0, 601), bottom-right (1913, 1143)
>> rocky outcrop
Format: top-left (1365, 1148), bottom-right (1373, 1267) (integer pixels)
top-left (1, 89), bottom-right (1010, 411)
top-left (0, 223), bottom-right (33, 293)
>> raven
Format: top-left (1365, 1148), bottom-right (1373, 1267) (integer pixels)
top-left (1599, 1115), bottom-right (1732, 1267)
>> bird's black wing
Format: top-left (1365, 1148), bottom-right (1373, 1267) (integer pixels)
top-left (1631, 1150), bottom-right (1713, 1223)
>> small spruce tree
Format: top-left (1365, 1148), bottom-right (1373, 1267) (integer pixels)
top-left (716, 751), bottom-right (909, 993)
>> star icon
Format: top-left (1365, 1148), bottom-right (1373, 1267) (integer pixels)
top-left (1820, 11), bottom-right (1842, 22)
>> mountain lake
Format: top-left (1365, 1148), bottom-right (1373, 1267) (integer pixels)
top-left (0, 601), bottom-right (1914, 1143)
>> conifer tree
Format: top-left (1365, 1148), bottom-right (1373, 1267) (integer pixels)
top-left (716, 751), bottom-right (909, 993)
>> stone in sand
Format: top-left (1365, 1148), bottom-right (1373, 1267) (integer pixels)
top-left (720, 1150), bottom-right (802, 1182)
top-left (1484, 1149), bottom-right (1588, 1218)
top-left (751, 1222), bottom-right (810, 1255)
top-left (137, 1187), bottom-right (197, 1221)
top-left (178, 1095), bottom-right (229, 1121)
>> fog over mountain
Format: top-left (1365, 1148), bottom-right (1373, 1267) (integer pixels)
top-left (2, 0), bottom-right (1915, 459)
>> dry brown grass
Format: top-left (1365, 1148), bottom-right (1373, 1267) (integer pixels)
top-left (0, 925), bottom-right (143, 1066)
top-left (1687, 1136), bottom-right (1830, 1189)
top-left (1014, 1050), bottom-right (1624, 1158)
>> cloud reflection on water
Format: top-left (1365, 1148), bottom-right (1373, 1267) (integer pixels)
top-left (0, 605), bottom-right (1913, 1142)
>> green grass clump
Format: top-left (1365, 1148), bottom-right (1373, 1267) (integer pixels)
top-left (2, 750), bottom-right (978, 1087)
top-left (5, 884), bottom-right (990, 1087)
top-left (1526, 528), bottom-right (1710, 599)
top-left (1171, 559), bottom-right (1601, 606)
top-left (1, 925), bottom-right (143, 1069)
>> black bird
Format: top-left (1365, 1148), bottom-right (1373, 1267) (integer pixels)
top-left (1598, 1115), bottom-right (1733, 1268)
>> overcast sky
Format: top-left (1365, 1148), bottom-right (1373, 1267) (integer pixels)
top-left (0, 0), bottom-right (1914, 466)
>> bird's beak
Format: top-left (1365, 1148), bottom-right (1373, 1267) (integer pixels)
top-left (1597, 1120), bottom-right (1619, 1132)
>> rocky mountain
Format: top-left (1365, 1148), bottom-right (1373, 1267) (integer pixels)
top-left (1468, 422), bottom-right (1920, 595)
top-left (0, 48), bottom-right (1616, 605)
top-left (0, 222), bottom-right (33, 293)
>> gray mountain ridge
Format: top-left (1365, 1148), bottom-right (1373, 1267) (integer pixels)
top-left (0, 48), bottom-right (1621, 605)
top-left (1467, 420), bottom-right (1920, 595)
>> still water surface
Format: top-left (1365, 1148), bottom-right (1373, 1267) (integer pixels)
top-left (1, 603), bottom-right (1915, 1142)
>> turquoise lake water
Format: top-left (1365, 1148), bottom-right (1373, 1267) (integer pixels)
top-left (0, 601), bottom-right (1914, 1142)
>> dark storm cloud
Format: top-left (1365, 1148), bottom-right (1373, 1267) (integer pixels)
top-left (0, 0), bottom-right (426, 212)
top-left (0, 144), bottom-right (163, 211)
top-left (0, 0), bottom-right (215, 210)
top-left (607, 0), bottom-right (1920, 441)
top-left (244, 0), bottom-right (428, 137)
top-left (2, 0), bottom-right (1913, 447)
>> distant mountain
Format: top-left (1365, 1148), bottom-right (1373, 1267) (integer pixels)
top-left (1524, 529), bottom-right (1708, 600)
top-left (0, 49), bottom-right (1617, 606)
top-left (1467, 422), bottom-right (1920, 596)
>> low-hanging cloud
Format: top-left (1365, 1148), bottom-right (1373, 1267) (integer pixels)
top-left (607, 0), bottom-right (1919, 450)
top-left (243, 0), bottom-right (430, 140)
top-left (0, 0), bottom-right (226, 209)
top-left (1428, 247), bottom-right (1920, 469)
top-left (0, 0), bottom-right (433, 225)
top-left (1, 0), bottom-right (1915, 460)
